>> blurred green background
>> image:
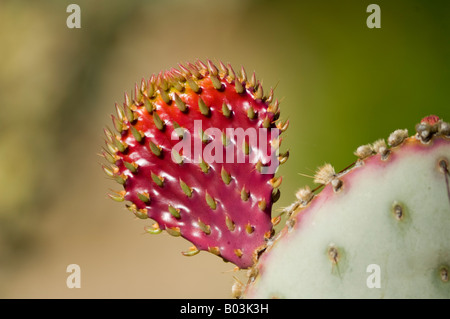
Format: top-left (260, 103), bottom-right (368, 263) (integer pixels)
top-left (0, 0), bottom-right (448, 298)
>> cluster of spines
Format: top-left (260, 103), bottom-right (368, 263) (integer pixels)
top-left (103, 63), bottom-right (281, 192)
top-left (102, 61), bottom-right (287, 196)
top-left (101, 60), bottom-right (289, 268)
top-left (415, 115), bottom-right (450, 143)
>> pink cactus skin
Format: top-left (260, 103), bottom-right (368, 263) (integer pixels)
top-left (102, 60), bottom-right (287, 269)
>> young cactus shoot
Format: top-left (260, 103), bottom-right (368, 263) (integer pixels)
top-left (101, 60), bottom-right (288, 269)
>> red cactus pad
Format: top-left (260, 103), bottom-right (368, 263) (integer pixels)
top-left (102, 60), bottom-right (288, 268)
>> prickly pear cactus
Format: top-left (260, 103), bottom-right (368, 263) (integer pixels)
top-left (241, 116), bottom-right (450, 298)
top-left (101, 60), bottom-right (449, 298)
top-left (101, 60), bottom-right (288, 269)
